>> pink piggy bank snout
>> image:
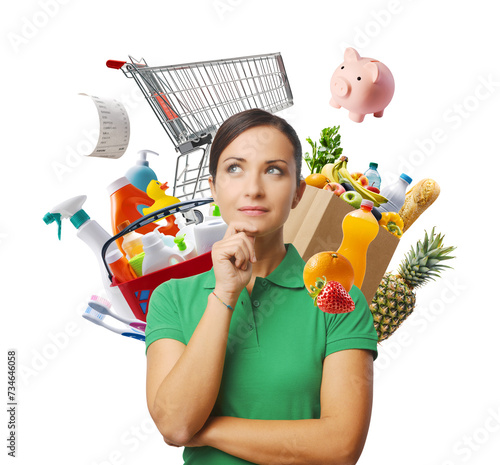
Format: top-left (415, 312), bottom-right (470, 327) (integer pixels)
top-left (331, 77), bottom-right (350, 97)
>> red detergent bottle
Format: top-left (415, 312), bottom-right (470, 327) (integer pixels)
top-left (108, 177), bottom-right (158, 255)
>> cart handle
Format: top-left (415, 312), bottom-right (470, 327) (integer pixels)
top-left (106, 60), bottom-right (127, 69)
top-left (101, 197), bottom-right (213, 282)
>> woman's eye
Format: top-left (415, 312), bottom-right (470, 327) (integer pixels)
top-left (226, 163), bottom-right (283, 175)
top-left (227, 163), bottom-right (241, 173)
top-left (267, 165), bottom-right (283, 174)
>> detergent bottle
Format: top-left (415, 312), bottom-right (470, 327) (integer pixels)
top-left (378, 173), bottom-right (412, 214)
top-left (108, 176), bottom-right (158, 255)
top-left (174, 234), bottom-right (198, 260)
top-left (117, 220), bottom-right (144, 260)
top-left (337, 199), bottom-right (379, 289)
top-left (125, 150), bottom-right (159, 192)
top-left (43, 195), bottom-right (137, 319)
top-left (141, 231), bottom-right (185, 276)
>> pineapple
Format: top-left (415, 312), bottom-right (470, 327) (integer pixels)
top-left (370, 227), bottom-right (456, 342)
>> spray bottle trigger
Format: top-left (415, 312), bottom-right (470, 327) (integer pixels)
top-left (43, 212), bottom-right (63, 240)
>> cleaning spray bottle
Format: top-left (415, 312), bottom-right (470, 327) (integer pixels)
top-left (125, 150), bottom-right (159, 192)
top-left (43, 195), bottom-right (137, 320)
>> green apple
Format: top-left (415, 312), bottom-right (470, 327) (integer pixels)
top-left (340, 191), bottom-right (363, 209)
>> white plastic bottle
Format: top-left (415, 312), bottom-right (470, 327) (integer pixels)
top-left (378, 173), bottom-right (413, 213)
top-left (43, 195), bottom-right (137, 320)
top-left (174, 214), bottom-right (198, 252)
top-left (142, 231), bottom-right (185, 276)
top-left (193, 218), bottom-right (228, 255)
top-left (174, 234), bottom-right (198, 260)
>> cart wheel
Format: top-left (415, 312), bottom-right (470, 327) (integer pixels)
top-left (192, 209), bottom-right (204, 224)
top-left (180, 208), bottom-right (204, 226)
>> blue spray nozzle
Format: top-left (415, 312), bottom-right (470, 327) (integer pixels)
top-left (43, 212), bottom-right (63, 240)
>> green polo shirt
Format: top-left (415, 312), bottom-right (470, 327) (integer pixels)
top-left (145, 242), bottom-right (378, 464)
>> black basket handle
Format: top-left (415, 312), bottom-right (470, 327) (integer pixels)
top-left (102, 197), bottom-right (213, 282)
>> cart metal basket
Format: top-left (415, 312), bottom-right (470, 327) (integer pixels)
top-left (107, 52), bottom-right (294, 200)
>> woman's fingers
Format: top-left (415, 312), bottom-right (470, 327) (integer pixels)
top-left (222, 222), bottom-right (257, 266)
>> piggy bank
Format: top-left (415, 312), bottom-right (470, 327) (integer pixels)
top-left (330, 48), bottom-right (395, 123)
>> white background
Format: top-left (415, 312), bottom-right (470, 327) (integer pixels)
top-left (2, 0), bottom-right (500, 464)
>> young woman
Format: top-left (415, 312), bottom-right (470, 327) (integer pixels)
top-left (145, 108), bottom-right (378, 465)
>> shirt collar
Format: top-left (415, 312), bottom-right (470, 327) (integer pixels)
top-left (202, 243), bottom-right (305, 289)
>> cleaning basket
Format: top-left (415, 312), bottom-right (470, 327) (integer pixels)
top-left (101, 198), bottom-right (215, 322)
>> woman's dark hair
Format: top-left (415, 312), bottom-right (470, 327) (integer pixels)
top-left (209, 109), bottom-right (302, 188)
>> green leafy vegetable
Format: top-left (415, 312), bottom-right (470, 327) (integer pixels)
top-left (303, 126), bottom-right (343, 174)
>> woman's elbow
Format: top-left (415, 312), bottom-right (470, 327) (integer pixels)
top-left (150, 402), bottom-right (192, 446)
top-left (335, 438), bottom-right (365, 465)
top-left (324, 432), bottom-right (365, 465)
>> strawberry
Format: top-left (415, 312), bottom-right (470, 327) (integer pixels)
top-left (307, 276), bottom-right (355, 314)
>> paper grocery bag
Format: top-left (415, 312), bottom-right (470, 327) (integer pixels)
top-left (284, 184), bottom-right (400, 304)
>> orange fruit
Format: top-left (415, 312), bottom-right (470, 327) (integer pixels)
top-left (305, 173), bottom-right (329, 189)
top-left (303, 251), bottom-right (354, 292)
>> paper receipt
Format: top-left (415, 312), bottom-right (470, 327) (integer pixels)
top-left (78, 93), bottom-right (130, 159)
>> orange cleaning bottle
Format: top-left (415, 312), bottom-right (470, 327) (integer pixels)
top-left (337, 199), bottom-right (379, 289)
top-left (108, 177), bottom-right (158, 255)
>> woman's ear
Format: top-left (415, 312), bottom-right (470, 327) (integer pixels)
top-left (291, 180), bottom-right (307, 209)
top-left (208, 176), bottom-right (217, 203)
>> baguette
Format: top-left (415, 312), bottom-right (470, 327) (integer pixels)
top-left (398, 178), bottom-right (440, 232)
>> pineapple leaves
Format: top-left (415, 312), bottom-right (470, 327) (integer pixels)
top-left (397, 226), bottom-right (457, 288)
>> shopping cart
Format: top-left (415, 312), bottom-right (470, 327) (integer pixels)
top-left (101, 198), bottom-right (215, 322)
top-left (107, 52), bottom-right (294, 201)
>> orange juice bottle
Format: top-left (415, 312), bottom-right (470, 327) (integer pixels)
top-left (337, 199), bottom-right (379, 289)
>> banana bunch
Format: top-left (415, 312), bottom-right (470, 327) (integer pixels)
top-left (320, 156), bottom-right (388, 207)
top-left (321, 156), bottom-right (348, 184)
top-left (337, 167), bottom-right (388, 207)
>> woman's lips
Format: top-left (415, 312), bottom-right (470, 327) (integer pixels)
top-left (239, 209), bottom-right (268, 216)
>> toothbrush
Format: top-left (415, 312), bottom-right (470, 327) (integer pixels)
top-left (88, 295), bottom-right (146, 332)
top-left (82, 307), bottom-right (145, 342)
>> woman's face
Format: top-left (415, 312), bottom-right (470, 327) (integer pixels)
top-left (208, 125), bottom-right (306, 237)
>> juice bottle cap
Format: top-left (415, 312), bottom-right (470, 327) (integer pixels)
top-left (360, 199), bottom-right (374, 211)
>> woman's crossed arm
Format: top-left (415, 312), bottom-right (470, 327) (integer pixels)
top-left (183, 348), bottom-right (374, 465)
